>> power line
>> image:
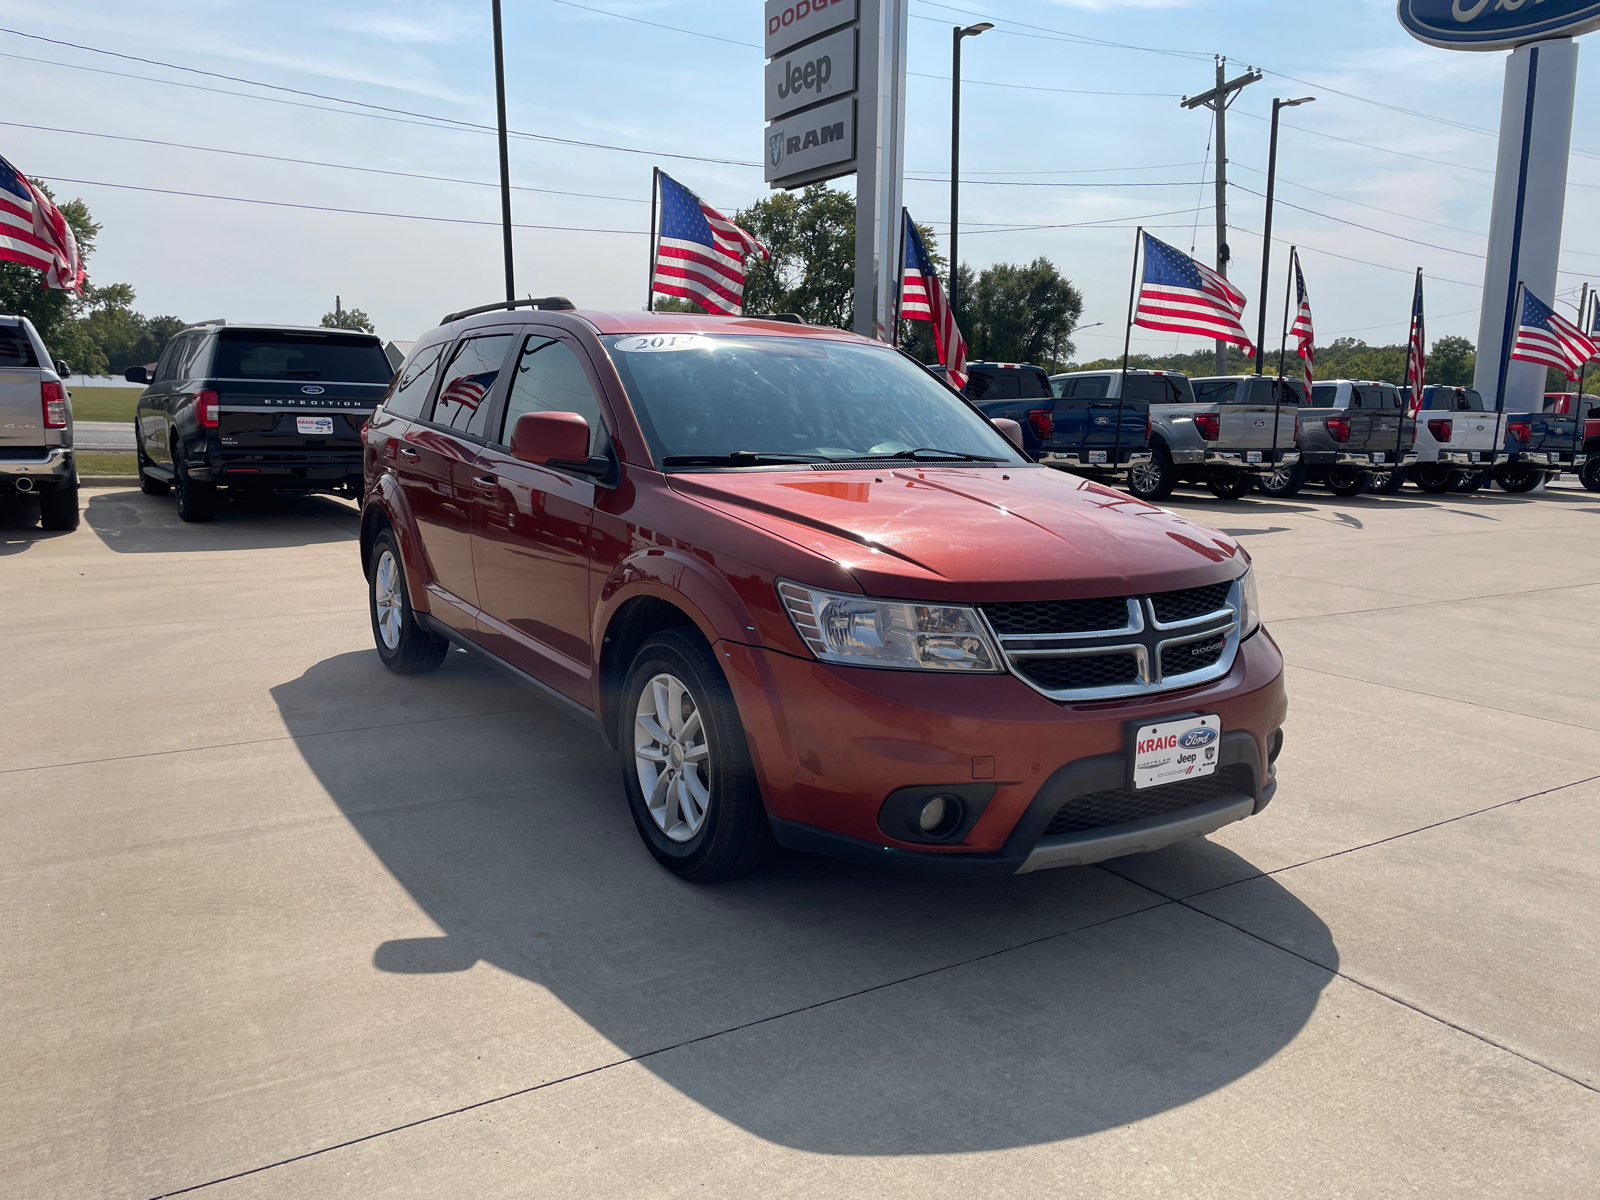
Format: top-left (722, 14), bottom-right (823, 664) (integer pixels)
top-left (909, 161), bottom-right (1207, 177)
top-left (1228, 223), bottom-right (1482, 289)
top-left (911, 0), bottom-right (1210, 62)
top-left (545, 0), bottom-right (759, 48)
top-left (908, 177), bottom-right (1206, 187)
top-left (1230, 181), bottom-right (1484, 260)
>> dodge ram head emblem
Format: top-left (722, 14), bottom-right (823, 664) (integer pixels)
top-left (768, 129), bottom-right (785, 172)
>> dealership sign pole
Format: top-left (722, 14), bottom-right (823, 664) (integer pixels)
top-left (1398, 3), bottom-right (1598, 414)
top-left (764, 0), bottom-right (907, 339)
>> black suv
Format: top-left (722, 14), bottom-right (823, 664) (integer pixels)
top-left (128, 322), bottom-right (394, 521)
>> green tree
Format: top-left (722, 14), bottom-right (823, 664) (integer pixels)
top-left (1428, 335), bottom-right (1475, 387)
top-left (955, 257), bottom-right (1084, 366)
top-left (731, 184), bottom-right (856, 327)
top-left (0, 182), bottom-right (104, 371)
top-left (321, 305), bottom-right (376, 333)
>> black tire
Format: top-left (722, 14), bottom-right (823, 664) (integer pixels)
top-left (1256, 461), bottom-right (1306, 498)
top-left (1369, 466), bottom-right (1408, 495)
top-left (174, 457), bottom-right (217, 522)
top-left (1495, 464), bottom-right (1542, 493)
top-left (1409, 464), bottom-right (1461, 494)
top-left (1205, 467), bottom-right (1255, 500)
top-left (368, 530), bottom-right (449, 675)
top-left (38, 481), bottom-right (79, 531)
top-left (1581, 457), bottom-right (1600, 493)
top-left (137, 442), bottom-right (170, 496)
top-left (619, 628), bottom-right (775, 883)
top-left (1325, 467), bottom-right (1368, 497)
top-left (1125, 447), bottom-right (1176, 501)
top-left (1453, 468), bottom-right (1490, 494)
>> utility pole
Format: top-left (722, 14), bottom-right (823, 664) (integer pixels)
top-left (949, 22), bottom-right (992, 317)
top-left (491, 0), bottom-right (515, 304)
top-left (1182, 57), bottom-right (1261, 374)
top-left (335, 295), bottom-right (342, 325)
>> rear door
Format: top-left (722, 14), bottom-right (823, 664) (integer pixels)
top-left (469, 328), bottom-right (608, 702)
top-left (0, 321), bottom-right (42, 455)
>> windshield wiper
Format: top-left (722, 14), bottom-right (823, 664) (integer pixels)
top-left (860, 447), bottom-right (1006, 463)
top-left (661, 451), bottom-right (831, 467)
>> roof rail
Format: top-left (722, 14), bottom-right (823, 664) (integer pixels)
top-left (186, 318), bottom-right (227, 328)
top-left (439, 297), bottom-right (575, 325)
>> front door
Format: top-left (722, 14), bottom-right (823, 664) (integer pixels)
top-left (470, 330), bottom-right (607, 703)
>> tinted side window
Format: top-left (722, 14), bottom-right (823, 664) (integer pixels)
top-left (500, 336), bottom-right (606, 452)
top-left (1125, 375), bottom-right (1182, 404)
top-left (384, 340), bottom-right (447, 420)
top-left (1380, 386), bottom-right (1401, 410)
top-left (987, 374), bottom-right (1022, 400)
top-left (1310, 385), bottom-right (1337, 406)
top-left (0, 324), bottom-right (39, 367)
top-left (1194, 379), bottom-right (1240, 404)
top-left (1461, 389), bottom-right (1485, 412)
top-left (1073, 376), bottom-right (1109, 399)
top-left (155, 334), bottom-right (191, 384)
top-left (1051, 377), bottom-right (1070, 399)
top-left (178, 334), bottom-right (213, 380)
top-left (1019, 371), bottom-right (1051, 399)
top-left (432, 334), bottom-right (513, 433)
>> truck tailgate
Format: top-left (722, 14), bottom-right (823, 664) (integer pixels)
top-left (0, 370), bottom-right (43, 451)
top-left (217, 381), bottom-right (386, 452)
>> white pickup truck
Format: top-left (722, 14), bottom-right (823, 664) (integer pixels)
top-left (1401, 385), bottom-right (1500, 494)
top-left (0, 314), bottom-right (78, 530)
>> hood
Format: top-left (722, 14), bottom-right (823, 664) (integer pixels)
top-left (669, 465), bottom-right (1245, 602)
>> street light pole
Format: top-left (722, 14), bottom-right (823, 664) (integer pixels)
top-left (491, 0), bottom-right (515, 304)
top-left (949, 22), bottom-right (991, 318)
top-left (1255, 96), bottom-right (1314, 374)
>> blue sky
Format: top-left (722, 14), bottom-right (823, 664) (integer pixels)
top-left (2, 0), bottom-right (1596, 360)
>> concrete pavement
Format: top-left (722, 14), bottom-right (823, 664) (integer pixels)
top-left (2, 480), bottom-right (1597, 1198)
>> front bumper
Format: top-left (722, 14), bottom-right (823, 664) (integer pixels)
top-left (719, 630), bottom-right (1288, 876)
top-left (0, 447), bottom-right (74, 482)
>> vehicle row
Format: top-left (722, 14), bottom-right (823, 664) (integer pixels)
top-left (965, 362), bottom-right (1600, 500)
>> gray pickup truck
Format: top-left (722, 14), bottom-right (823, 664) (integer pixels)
top-left (1294, 379), bottom-right (1417, 497)
top-left (0, 314), bottom-right (78, 530)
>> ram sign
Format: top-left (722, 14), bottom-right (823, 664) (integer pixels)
top-left (764, 95), bottom-right (855, 185)
top-left (1397, 0), bottom-right (1600, 50)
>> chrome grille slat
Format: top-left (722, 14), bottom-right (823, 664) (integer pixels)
top-left (981, 581), bottom-right (1241, 701)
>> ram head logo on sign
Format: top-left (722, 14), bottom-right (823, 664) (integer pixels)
top-left (768, 129), bottom-right (785, 172)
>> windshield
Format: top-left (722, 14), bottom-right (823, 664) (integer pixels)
top-left (602, 333), bottom-right (1023, 467)
top-left (215, 330), bottom-right (393, 383)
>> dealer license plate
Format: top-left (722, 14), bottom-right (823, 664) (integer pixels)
top-left (1469, 452), bottom-right (1481, 463)
top-left (1372, 451), bottom-right (1386, 463)
top-left (1087, 450), bottom-right (1107, 463)
top-left (1246, 450), bottom-right (1262, 463)
top-left (1131, 714), bottom-right (1222, 790)
top-left (296, 416), bottom-right (335, 436)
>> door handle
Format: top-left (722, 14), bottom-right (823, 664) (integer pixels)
top-left (398, 447), bottom-right (420, 460)
top-left (472, 474), bottom-right (500, 490)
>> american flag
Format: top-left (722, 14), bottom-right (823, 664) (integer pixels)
top-left (1511, 286), bottom-right (1596, 381)
top-left (1405, 271), bottom-right (1426, 417)
top-left (436, 370), bottom-right (497, 426)
top-left (651, 171), bottom-right (767, 316)
top-left (1289, 251), bottom-right (1314, 394)
top-left (900, 213), bottom-right (968, 389)
top-left (1134, 231), bottom-right (1254, 357)
top-left (0, 154), bottom-right (83, 292)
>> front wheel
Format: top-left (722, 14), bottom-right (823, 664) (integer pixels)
top-left (1495, 464), bottom-right (1542, 493)
top-left (1581, 458), bottom-right (1600, 493)
top-left (1205, 467), bottom-right (1255, 500)
top-left (38, 482), bottom-right (79, 531)
top-left (1125, 448), bottom-right (1176, 501)
top-left (1409, 464), bottom-right (1461, 494)
top-left (1453, 468), bottom-right (1491, 494)
top-left (1256, 462), bottom-right (1306, 498)
top-left (1369, 466), bottom-right (1408, 495)
top-left (1325, 467), bottom-right (1368, 497)
top-left (620, 628), bottom-right (774, 883)
top-left (369, 530), bottom-right (449, 674)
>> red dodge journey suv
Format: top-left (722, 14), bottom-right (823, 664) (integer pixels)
top-left (360, 301), bottom-right (1288, 882)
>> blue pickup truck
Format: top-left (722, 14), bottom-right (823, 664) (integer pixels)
top-left (1493, 392), bottom-right (1600, 492)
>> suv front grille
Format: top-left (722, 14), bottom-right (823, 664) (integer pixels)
top-left (981, 579), bottom-right (1241, 701)
top-left (1043, 763), bottom-right (1254, 837)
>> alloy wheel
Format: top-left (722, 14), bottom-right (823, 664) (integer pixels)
top-left (1127, 460), bottom-right (1160, 493)
top-left (373, 549), bottom-right (404, 650)
top-left (634, 672), bottom-right (711, 843)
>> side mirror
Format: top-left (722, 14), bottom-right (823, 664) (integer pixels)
top-left (991, 417), bottom-right (1025, 451)
top-left (124, 366), bottom-right (149, 384)
top-left (509, 411), bottom-right (609, 479)
top-left (54, 359), bottom-right (70, 378)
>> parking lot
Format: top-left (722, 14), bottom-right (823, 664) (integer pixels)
top-left (4, 480), bottom-right (1598, 1198)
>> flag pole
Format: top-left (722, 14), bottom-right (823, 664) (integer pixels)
top-left (645, 167), bottom-right (660, 311)
top-left (1398, 267), bottom-right (1422, 468)
top-left (1575, 283), bottom-right (1590, 405)
top-left (1276, 247), bottom-right (1295, 381)
top-left (1269, 246), bottom-right (1296, 473)
top-left (892, 209), bottom-right (908, 349)
top-left (1491, 280), bottom-right (1525, 482)
top-left (1114, 228), bottom-right (1142, 472)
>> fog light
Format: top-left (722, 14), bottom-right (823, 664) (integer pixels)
top-left (919, 795), bottom-right (950, 832)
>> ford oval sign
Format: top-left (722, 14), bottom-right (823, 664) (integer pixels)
top-left (1177, 726), bottom-right (1219, 750)
top-left (301, 385), bottom-right (325, 395)
top-left (1398, 0), bottom-right (1600, 51)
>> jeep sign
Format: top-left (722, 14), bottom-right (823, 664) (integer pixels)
top-left (764, 0), bottom-right (857, 59)
top-left (763, 95), bottom-right (855, 185)
top-left (765, 27), bottom-right (856, 121)
top-left (1397, 0), bottom-right (1600, 50)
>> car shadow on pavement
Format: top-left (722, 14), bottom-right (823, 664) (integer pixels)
top-left (83, 488), bottom-right (359, 552)
top-left (272, 649), bottom-right (1338, 1156)
top-left (0, 497), bottom-right (67, 555)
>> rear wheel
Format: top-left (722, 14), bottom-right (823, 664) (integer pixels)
top-left (369, 530), bottom-right (449, 674)
top-left (1369, 467), bottom-right (1408, 495)
top-left (620, 628), bottom-right (774, 883)
top-left (1409, 464), bottom-right (1460, 494)
top-left (174, 457), bottom-right (217, 522)
top-left (1453, 468), bottom-right (1490, 494)
top-left (38, 481), bottom-right (79, 531)
top-left (1581, 458), bottom-right (1600, 493)
top-left (1206, 467), bottom-right (1255, 500)
top-left (1495, 464), bottom-right (1542, 493)
top-left (1256, 461), bottom-right (1306, 498)
top-left (1125, 448), bottom-right (1176, 501)
top-left (1324, 467), bottom-right (1368, 497)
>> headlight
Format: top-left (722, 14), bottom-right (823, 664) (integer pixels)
top-left (777, 580), bottom-right (1003, 672)
top-left (1236, 565), bottom-right (1261, 638)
